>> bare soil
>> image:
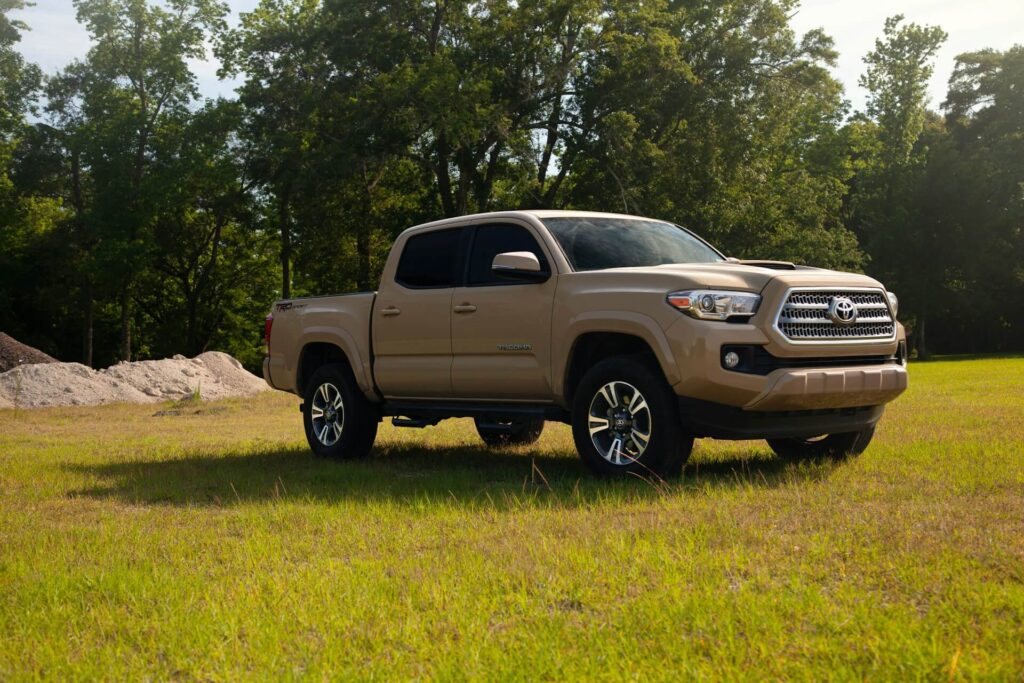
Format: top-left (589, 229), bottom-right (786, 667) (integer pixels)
top-left (0, 332), bottom-right (57, 372)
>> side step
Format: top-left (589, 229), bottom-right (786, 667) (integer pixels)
top-left (383, 401), bottom-right (570, 427)
top-left (391, 416), bottom-right (441, 429)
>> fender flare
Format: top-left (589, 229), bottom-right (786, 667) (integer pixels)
top-left (296, 327), bottom-right (375, 397)
top-left (556, 311), bottom-right (681, 403)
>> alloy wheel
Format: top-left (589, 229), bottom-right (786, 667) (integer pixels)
top-left (310, 382), bottom-right (345, 446)
top-left (587, 380), bottom-right (652, 465)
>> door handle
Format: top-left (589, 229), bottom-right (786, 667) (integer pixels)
top-left (381, 306), bottom-right (401, 317)
top-left (453, 303), bottom-right (477, 314)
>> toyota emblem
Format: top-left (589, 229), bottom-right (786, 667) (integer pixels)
top-left (828, 296), bottom-right (858, 325)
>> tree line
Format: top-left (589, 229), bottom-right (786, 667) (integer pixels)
top-left (1, 0), bottom-right (1021, 370)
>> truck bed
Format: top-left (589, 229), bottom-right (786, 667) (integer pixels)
top-left (264, 291), bottom-right (377, 394)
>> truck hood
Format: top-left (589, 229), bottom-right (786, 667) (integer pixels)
top-left (638, 262), bottom-right (885, 293)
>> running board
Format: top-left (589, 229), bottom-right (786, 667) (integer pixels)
top-left (382, 401), bottom-right (570, 425)
top-left (391, 416), bottom-right (441, 429)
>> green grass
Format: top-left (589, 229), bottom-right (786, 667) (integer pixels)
top-left (1, 358), bottom-right (1023, 680)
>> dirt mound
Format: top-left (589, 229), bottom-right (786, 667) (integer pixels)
top-left (0, 351), bottom-right (268, 409)
top-left (0, 332), bottom-right (58, 372)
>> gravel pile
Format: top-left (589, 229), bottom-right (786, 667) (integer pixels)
top-left (0, 351), bottom-right (268, 409)
top-left (0, 332), bottom-right (58, 372)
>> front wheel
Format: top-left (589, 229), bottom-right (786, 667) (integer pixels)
top-left (767, 427), bottom-right (875, 462)
top-left (302, 363), bottom-right (378, 460)
top-left (474, 417), bottom-right (545, 447)
top-left (571, 356), bottom-right (692, 478)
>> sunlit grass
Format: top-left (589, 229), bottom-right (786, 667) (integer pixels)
top-left (1, 358), bottom-right (1022, 679)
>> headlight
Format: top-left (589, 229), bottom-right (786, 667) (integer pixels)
top-left (886, 291), bottom-right (898, 317)
top-left (667, 290), bottom-right (761, 321)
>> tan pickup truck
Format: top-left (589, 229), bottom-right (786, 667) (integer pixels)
top-left (263, 211), bottom-right (907, 476)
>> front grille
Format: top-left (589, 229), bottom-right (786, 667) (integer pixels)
top-left (776, 289), bottom-right (895, 343)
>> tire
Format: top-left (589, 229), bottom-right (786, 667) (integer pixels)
top-left (302, 363), bottom-right (378, 460)
top-left (474, 417), bottom-right (545, 447)
top-left (571, 356), bottom-right (693, 478)
top-left (767, 427), bottom-right (875, 463)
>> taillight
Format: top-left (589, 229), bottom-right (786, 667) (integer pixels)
top-left (264, 314), bottom-right (273, 354)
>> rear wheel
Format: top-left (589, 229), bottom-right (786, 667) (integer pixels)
top-left (767, 427), bottom-right (875, 462)
top-left (302, 363), bottom-right (378, 460)
top-left (571, 356), bottom-right (692, 477)
top-left (474, 417), bottom-right (545, 447)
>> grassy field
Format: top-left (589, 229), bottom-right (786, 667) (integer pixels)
top-left (1, 358), bottom-right (1022, 680)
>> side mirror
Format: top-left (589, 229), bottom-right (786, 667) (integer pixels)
top-left (491, 251), bottom-right (548, 282)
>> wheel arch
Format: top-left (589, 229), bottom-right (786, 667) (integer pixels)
top-left (296, 330), bottom-right (377, 401)
top-left (559, 316), bottom-right (681, 405)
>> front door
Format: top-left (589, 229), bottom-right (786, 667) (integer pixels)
top-left (372, 227), bottom-right (462, 399)
top-left (451, 223), bottom-right (557, 400)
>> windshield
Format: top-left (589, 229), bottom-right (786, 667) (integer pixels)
top-left (542, 217), bottom-right (723, 271)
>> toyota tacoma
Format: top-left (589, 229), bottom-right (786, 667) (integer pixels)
top-left (263, 211), bottom-right (908, 476)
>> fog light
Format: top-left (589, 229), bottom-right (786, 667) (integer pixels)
top-left (723, 351), bottom-right (740, 369)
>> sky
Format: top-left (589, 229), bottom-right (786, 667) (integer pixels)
top-left (11, 0), bottom-right (1024, 113)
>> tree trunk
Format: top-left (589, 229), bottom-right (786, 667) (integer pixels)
top-left (358, 161), bottom-right (390, 291)
top-left (356, 182), bottom-right (371, 291)
top-left (119, 285), bottom-right (132, 361)
top-left (915, 313), bottom-right (929, 360)
top-left (81, 286), bottom-right (93, 368)
top-left (279, 187), bottom-right (292, 299)
top-left (185, 294), bottom-right (199, 356)
top-left (356, 222), bottom-right (371, 291)
top-left (434, 134), bottom-right (456, 217)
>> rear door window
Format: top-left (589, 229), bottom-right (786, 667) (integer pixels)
top-left (395, 228), bottom-right (462, 288)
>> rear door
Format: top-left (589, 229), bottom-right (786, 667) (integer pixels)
top-left (372, 227), bottom-right (464, 399)
top-left (450, 222), bottom-right (557, 400)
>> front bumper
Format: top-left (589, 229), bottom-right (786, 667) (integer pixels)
top-left (743, 363), bottom-right (907, 410)
top-left (663, 315), bottom-right (909, 411)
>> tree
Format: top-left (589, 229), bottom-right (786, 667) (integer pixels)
top-left (53, 0), bottom-right (228, 361)
top-left (138, 100), bottom-right (277, 363)
top-left (849, 15), bottom-right (946, 357)
top-left (3, 0), bottom-right (1023, 365)
top-left (0, 0), bottom-right (40, 136)
top-left (561, 0), bottom-right (862, 268)
top-left (0, 1), bottom-right (67, 356)
top-left (860, 15), bottom-right (947, 172)
top-left (217, 0), bottom-right (325, 299)
top-left (930, 47), bottom-right (1024, 352)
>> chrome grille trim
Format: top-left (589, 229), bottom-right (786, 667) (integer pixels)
top-left (773, 287), bottom-right (897, 344)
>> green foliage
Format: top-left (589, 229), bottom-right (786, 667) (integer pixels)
top-left (1, 0), bottom-right (279, 368)
top-left (923, 47), bottom-right (1024, 353)
top-left (1, 2), bottom-right (1022, 365)
top-left (847, 15), bottom-right (948, 356)
top-left (561, 1), bottom-right (863, 269)
top-left (860, 15), bottom-right (947, 169)
top-left (0, 0), bottom-right (40, 137)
